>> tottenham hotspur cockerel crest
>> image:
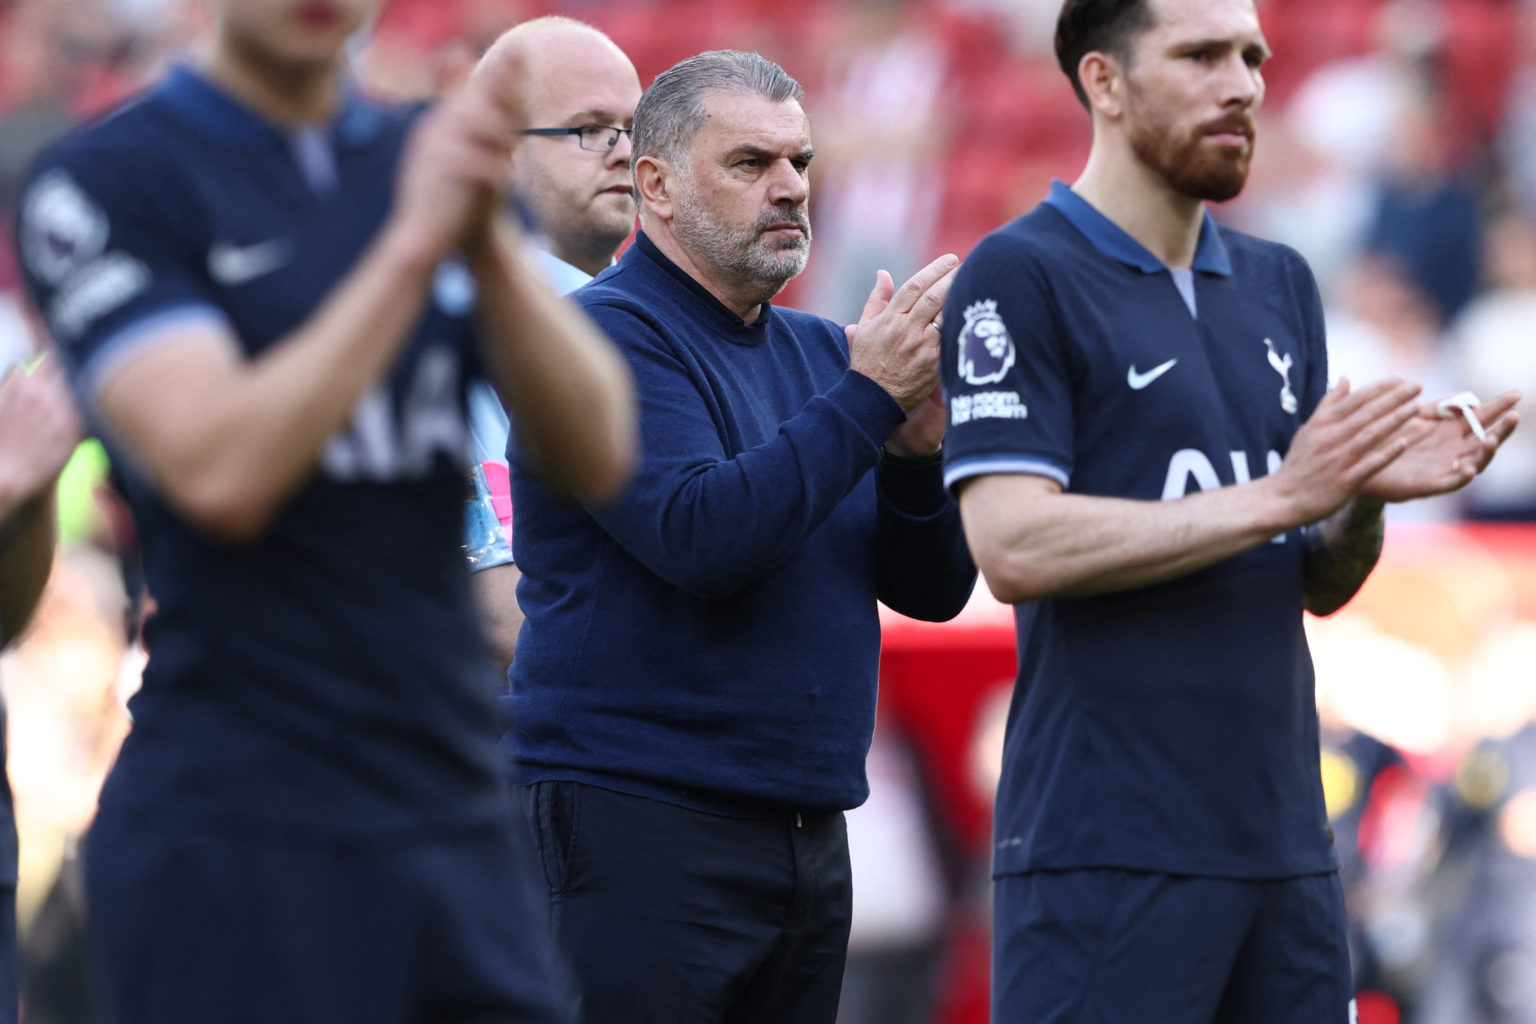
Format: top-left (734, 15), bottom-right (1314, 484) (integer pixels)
top-left (958, 299), bottom-right (1016, 386)
top-left (1263, 337), bottom-right (1298, 414)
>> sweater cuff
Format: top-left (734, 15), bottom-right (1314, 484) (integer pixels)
top-left (878, 450), bottom-right (949, 518)
top-left (831, 370), bottom-right (908, 448)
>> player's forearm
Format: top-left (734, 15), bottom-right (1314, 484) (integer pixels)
top-left (877, 512), bottom-right (976, 622)
top-left (962, 474), bottom-right (1303, 604)
top-left (469, 225), bottom-right (636, 503)
top-left (102, 223), bottom-right (441, 540)
top-left (0, 489), bottom-right (58, 646)
top-left (234, 222), bottom-right (443, 464)
top-left (1302, 496), bottom-right (1384, 616)
top-left (470, 561), bottom-right (522, 673)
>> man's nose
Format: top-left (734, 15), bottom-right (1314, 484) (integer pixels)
top-left (767, 159), bottom-right (808, 205)
top-left (607, 130), bottom-right (633, 168)
top-left (1221, 53), bottom-right (1263, 110)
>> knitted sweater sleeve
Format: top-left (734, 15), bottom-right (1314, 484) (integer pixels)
top-left (580, 304), bottom-right (906, 600)
top-left (874, 453), bottom-right (977, 621)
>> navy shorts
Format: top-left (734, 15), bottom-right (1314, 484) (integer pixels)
top-left (522, 781), bottom-right (852, 1024)
top-left (993, 869), bottom-right (1354, 1024)
top-left (84, 810), bottom-right (564, 1024)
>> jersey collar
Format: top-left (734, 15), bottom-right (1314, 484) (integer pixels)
top-left (158, 63), bottom-right (388, 150)
top-left (1043, 179), bottom-right (1232, 277)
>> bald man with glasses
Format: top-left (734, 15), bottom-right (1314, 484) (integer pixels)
top-left (463, 17), bottom-right (642, 672)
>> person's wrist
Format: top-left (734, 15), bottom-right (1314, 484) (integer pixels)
top-left (1251, 472), bottom-right (1312, 537)
top-left (1342, 494), bottom-right (1387, 526)
top-left (462, 202), bottom-right (523, 267)
top-left (881, 441), bottom-right (942, 463)
top-left (378, 219), bottom-right (445, 282)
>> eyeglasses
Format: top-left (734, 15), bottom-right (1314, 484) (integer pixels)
top-left (520, 125), bottom-right (632, 153)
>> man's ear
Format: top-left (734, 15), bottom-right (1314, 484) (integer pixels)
top-left (635, 155), bottom-right (675, 221)
top-left (1080, 51), bottom-right (1126, 121)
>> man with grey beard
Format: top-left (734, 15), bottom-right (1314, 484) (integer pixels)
top-left (501, 49), bottom-right (977, 1023)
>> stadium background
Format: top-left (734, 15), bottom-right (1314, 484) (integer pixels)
top-left (3, 0), bottom-right (1536, 1021)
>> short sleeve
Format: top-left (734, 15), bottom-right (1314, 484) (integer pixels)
top-left (15, 146), bottom-right (229, 401)
top-left (939, 233), bottom-right (1077, 494)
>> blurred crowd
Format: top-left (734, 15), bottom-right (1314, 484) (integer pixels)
top-left (4, 0), bottom-right (1536, 1021)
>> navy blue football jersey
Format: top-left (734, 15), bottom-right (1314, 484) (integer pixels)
top-left (942, 181), bottom-right (1337, 879)
top-left (16, 66), bottom-right (503, 839)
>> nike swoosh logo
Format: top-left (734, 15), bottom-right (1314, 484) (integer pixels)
top-left (208, 239), bottom-right (290, 286)
top-left (1127, 358), bottom-right (1178, 390)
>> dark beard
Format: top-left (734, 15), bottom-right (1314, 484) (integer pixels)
top-left (1130, 115), bottom-right (1255, 203)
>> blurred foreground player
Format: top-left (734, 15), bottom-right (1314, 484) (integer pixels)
top-left (14, 0), bottom-right (636, 1020)
top-left (939, 0), bottom-right (1519, 1021)
top-left (0, 356), bottom-right (81, 1024)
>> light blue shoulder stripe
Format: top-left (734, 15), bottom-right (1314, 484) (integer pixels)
top-left (78, 303), bottom-right (233, 400)
top-left (944, 454), bottom-right (1070, 493)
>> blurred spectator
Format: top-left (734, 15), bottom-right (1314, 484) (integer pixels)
top-left (358, 0), bottom-right (529, 103)
top-left (1268, 0), bottom-right (1435, 297)
top-left (1231, 114), bottom-right (1375, 301)
top-left (0, 0), bottom-right (204, 294)
top-left (1327, 252), bottom-right (1452, 393)
top-left (1498, 0), bottom-right (1536, 219)
top-left (0, 1), bottom-right (87, 294)
top-left (805, 0), bottom-right (948, 320)
top-left (1449, 209), bottom-right (1536, 521)
top-left (1268, 0), bottom-right (1486, 324)
top-left (936, 0), bottom-right (1059, 56)
top-left (1362, 77), bottom-right (1482, 326)
top-left (839, 725), bottom-right (950, 1024)
top-left (1417, 716), bottom-right (1536, 1024)
top-left (1319, 721), bottom-right (1433, 1022)
top-left (1324, 252), bottom-right (1460, 522)
top-left (0, 2), bottom-right (81, 209)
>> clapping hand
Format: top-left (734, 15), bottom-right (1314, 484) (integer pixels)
top-left (1360, 390), bottom-right (1521, 503)
top-left (846, 255), bottom-right (960, 458)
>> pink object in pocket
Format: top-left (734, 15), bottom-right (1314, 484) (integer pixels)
top-left (480, 460), bottom-right (514, 542)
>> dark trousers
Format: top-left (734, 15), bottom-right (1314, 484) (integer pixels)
top-left (522, 781), bottom-right (852, 1024)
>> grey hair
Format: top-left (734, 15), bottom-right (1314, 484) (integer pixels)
top-left (632, 50), bottom-right (804, 168)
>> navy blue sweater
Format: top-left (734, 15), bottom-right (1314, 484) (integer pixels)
top-left (505, 233), bottom-right (976, 811)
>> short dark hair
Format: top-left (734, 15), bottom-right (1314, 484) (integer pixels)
top-left (633, 51), bottom-right (804, 170)
top-left (1055, 0), bottom-right (1158, 108)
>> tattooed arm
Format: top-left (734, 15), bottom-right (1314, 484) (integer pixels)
top-left (1302, 497), bottom-right (1385, 617)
